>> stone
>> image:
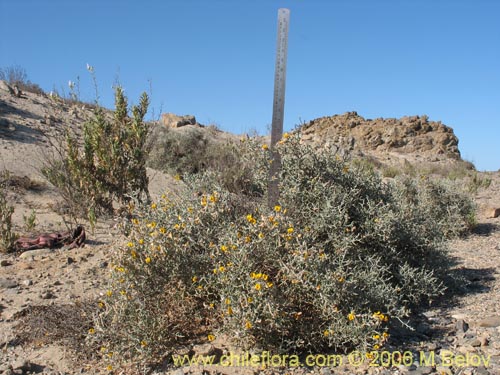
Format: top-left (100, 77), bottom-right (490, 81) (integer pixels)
top-left (435, 366), bottom-right (453, 375)
top-left (41, 291), bottom-right (55, 299)
top-left (456, 319), bottom-right (470, 333)
top-left (478, 317), bottom-right (500, 328)
top-left (486, 207), bottom-right (500, 218)
top-left (12, 358), bottom-right (31, 371)
top-left (18, 248), bottom-right (54, 260)
top-left (0, 259), bottom-right (12, 266)
top-left (67, 257), bottom-right (75, 265)
top-left (0, 278), bottom-right (19, 289)
top-left (469, 338), bottom-right (482, 347)
top-left (161, 113), bottom-right (197, 128)
top-left (475, 368), bottom-right (490, 375)
top-left (22, 279), bottom-right (33, 286)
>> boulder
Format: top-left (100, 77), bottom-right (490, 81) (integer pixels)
top-left (161, 113), bottom-right (197, 128)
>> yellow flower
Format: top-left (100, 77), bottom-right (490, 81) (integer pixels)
top-left (151, 203), bottom-right (157, 209)
top-left (131, 250), bottom-right (137, 258)
top-left (138, 238), bottom-right (144, 245)
top-left (261, 144), bottom-right (269, 150)
top-left (132, 218), bottom-right (139, 225)
top-left (266, 282), bottom-right (273, 288)
top-left (106, 290), bottom-right (112, 297)
top-left (207, 334), bottom-right (215, 341)
top-left (348, 312), bottom-right (356, 321)
top-left (245, 236), bottom-right (251, 243)
top-left (254, 283), bottom-right (262, 291)
top-left (127, 242), bottom-right (134, 248)
top-left (106, 365), bottom-right (113, 371)
top-left (159, 227), bottom-right (166, 234)
top-left (141, 340), bottom-right (147, 347)
top-left (227, 306), bottom-right (233, 315)
top-left (247, 297), bottom-right (253, 303)
top-left (373, 344), bottom-right (380, 350)
top-left (338, 276), bottom-right (345, 283)
top-left (245, 320), bottom-right (252, 329)
top-left (88, 328), bottom-right (95, 334)
top-left (145, 257), bottom-right (151, 264)
top-left (258, 232), bottom-right (264, 239)
top-left (220, 245), bottom-right (228, 252)
top-left (120, 290), bottom-right (126, 296)
top-left (98, 301), bottom-right (105, 309)
top-left (192, 276), bottom-right (198, 282)
top-left (274, 205), bottom-right (281, 212)
top-left (246, 214), bottom-right (256, 224)
top-left (219, 266), bottom-right (226, 272)
top-left (201, 195), bottom-right (208, 207)
top-left (373, 334), bottom-right (380, 340)
top-left (174, 174), bottom-right (182, 181)
top-left (323, 330), bottom-right (330, 337)
top-left (287, 227), bottom-right (294, 234)
top-left (382, 332), bottom-right (389, 339)
top-left (100, 346), bottom-right (107, 353)
top-left (209, 194), bottom-right (218, 203)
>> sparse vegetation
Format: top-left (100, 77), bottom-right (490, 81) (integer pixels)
top-left (0, 65), bottom-right (45, 95)
top-left (23, 209), bottom-right (37, 232)
top-left (0, 172), bottom-right (18, 253)
top-left (91, 133), bottom-right (475, 368)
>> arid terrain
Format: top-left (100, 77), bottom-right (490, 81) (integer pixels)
top-left (0, 81), bottom-right (499, 375)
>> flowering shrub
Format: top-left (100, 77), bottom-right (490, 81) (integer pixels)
top-left (91, 133), bottom-right (475, 367)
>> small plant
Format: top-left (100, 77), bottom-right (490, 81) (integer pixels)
top-left (0, 172), bottom-right (18, 253)
top-left (43, 83), bottom-right (151, 226)
top-left (23, 209), bottom-right (37, 232)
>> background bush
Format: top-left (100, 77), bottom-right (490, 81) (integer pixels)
top-left (92, 133), bottom-right (476, 366)
top-left (147, 125), bottom-right (265, 196)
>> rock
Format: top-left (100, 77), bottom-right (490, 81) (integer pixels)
top-left (486, 207), bottom-right (500, 218)
top-left (481, 336), bottom-right (490, 346)
top-left (411, 367), bottom-right (433, 375)
top-left (22, 279), bottom-right (33, 286)
top-left (41, 291), bottom-right (56, 299)
top-left (0, 278), bottom-right (19, 289)
top-left (99, 261), bottom-right (108, 268)
top-left (478, 317), bottom-right (500, 328)
top-left (469, 338), bottom-right (482, 347)
top-left (161, 113), bottom-right (197, 128)
top-left (475, 368), bottom-right (491, 375)
top-left (435, 366), bottom-right (453, 375)
top-left (18, 248), bottom-right (54, 260)
top-left (67, 257), bottom-right (75, 265)
top-left (0, 259), bottom-right (12, 267)
top-left (456, 319), bottom-right (470, 333)
top-left (320, 368), bottom-right (333, 375)
top-left (12, 358), bottom-right (30, 371)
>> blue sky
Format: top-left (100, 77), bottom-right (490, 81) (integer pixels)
top-left (1, 0), bottom-right (499, 171)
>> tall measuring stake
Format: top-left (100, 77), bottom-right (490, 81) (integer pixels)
top-left (268, 8), bottom-right (290, 209)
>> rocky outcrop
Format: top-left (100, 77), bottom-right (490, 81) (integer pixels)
top-left (300, 111), bottom-right (461, 163)
top-left (161, 113), bottom-right (198, 128)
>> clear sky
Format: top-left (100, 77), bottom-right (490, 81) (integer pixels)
top-left (1, 0), bottom-right (499, 171)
